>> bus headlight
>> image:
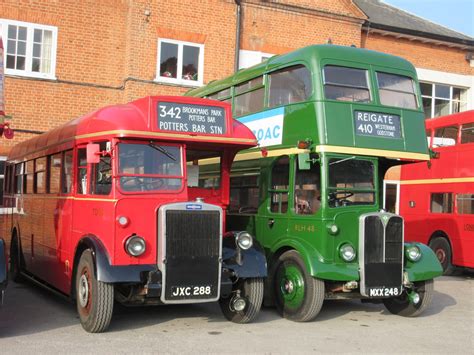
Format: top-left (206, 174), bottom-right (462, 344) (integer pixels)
top-left (235, 232), bottom-right (253, 250)
top-left (405, 245), bottom-right (421, 262)
top-left (340, 244), bottom-right (356, 262)
top-left (125, 235), bottom-right (146, 257)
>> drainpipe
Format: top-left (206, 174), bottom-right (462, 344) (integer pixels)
top-left (234, 0), bottom-right (242, 72)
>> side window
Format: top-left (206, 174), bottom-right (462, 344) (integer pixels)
top-left (186, 149), bottom-right (221, 189)
top-left (207, 87), bottom-right (231, 101)
top-left (294, 154), bottom-right (321, 215)
top-left (376, 72), bottom-right (417, 109)
top-left (26, 160), bottom-right (34, 194)
top-left (457, 194), bottom-right (474, 214)
top-left (269, 65), bottom-right (311, 108)
top-left (62, 150), bottom-right (73, 194)
top-left (426, 129), bottom-right (432, 147)
top-left (433, 126), bottom-right (458, 147)
top-left (76, 148), bottom-right (87, 194)
top-left (90, 142), bottom-right (112, 195)
top-left (35, 157), bottom-right (46, 193)
top-left (233, 77), bottom-right (264, 117)
top-left (229, 174), bottom-right (260, 214)
top-left (323, 66), bottom-right (370, 103)
top-left (48, 153), bottom-right (62, 194)
top-left (269, 156), bottom-right (290, 213)
top-left (14, 163), bottom-right (24, 194)
top-left (461, 123), bottom-right (474, 144)
top-left (430, 193), bottom-right (453, 213)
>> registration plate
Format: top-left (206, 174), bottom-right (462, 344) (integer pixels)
top-left (170, 285), bottom-right (213, 298)
top-left (368, 287), bottom-right (401, 297)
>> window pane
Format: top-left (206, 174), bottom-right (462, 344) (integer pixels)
top-left (324, 85), bottom-right (370, 102)
top-left (461, 123), bottom-right (474, 144)
top-left (18, 26), bottom-right (27, 41)
top-left (452, 87), bottom-right (467, 101)
top-left (270, 156), bottom-right (289, 213)
top-left (430, 193), bottom-right (453, 213)
top-left (433, 126), bottom-right (458, 147)
top-left (379, 90), bottom-right (417, 109)
top-left (34, 29), bottom-right (42, 42)
top-left (16, 56), bottom-right (25, 70)
top-left (452, 101), bottom-right (467, 114)
top-left (6, 55), bottom-right (15, 69)
top-left (8, 25), bottom-right (17, 39)
top-left (7, 40), bottom-right (16, 54)
top-left (235, 77), bottom-right (263, 95)
top-left (77, 148), bottom-right (87, 194)
top-left (160, 42), bottom-right (178, 78)
top-left (422, 96), bottom-right (432, 118)
top-left (32, 58), bottom-right (40, 72)
top-left (17, 41), bottom-right (26, 55)
top-left (295, 155), bottom-right (321, 215)
top-left (229, 175), bottom-right (259, 214)
top-left (182, 45), bottom-right (200, 81)
top-left (324, 66), bottom-right (368, 88)
top-left (33, 43), bottom-right (41, 57)
top-left (435, 84), bottom-right (450, 99)
top-left (49, 154), bottom-right (61, 194)
top-left (62, 150), bottom-right (73, 193)
top-left (269, 65), bottom-right (312, 107)
top-left (234, 87), bottom-right (264, 117)
top-left (186, 150), bottom-right (221, 189)
top-left (420, 82), bottom-right (432, 96)
top-left (377, 73), bottom-right (415, 93)
top-left (457, 194), bottom-right (474, 214)
top-left (434, 99), bottom-right (450, 117)
top-left (90, 143), bottom-right (112, 195)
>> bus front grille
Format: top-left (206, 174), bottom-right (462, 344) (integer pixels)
top-left (359, 213), bottom-right (403, 297)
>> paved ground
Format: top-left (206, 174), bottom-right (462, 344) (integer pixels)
top-left (0, 274), bottom-right (472, 354)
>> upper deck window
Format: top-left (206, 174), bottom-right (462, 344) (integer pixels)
top-left (156, 39), bottom-right (204, 87)
top-left (268, 65), bottom-right (311, 108)
top-left (118, 143), bottom-right (183, 192)
top-left (233, 76), bottom-right (265, 117)
top-left (376, 72), bottom-right (417, 109)
top-left (461, 123), bottom-right (474, 144)
top-left (323, 66), bottom-right (370, 103)
top-left (433, 126), bottom-right (458, 147)
top-left (1, 19), bottom-right (57, 79)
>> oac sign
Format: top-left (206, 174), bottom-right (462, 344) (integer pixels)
top-left (238, 107), bottom-right (284, 147)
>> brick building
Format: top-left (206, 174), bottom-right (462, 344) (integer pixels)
top-left (0, 0), bottom-right (473, 193)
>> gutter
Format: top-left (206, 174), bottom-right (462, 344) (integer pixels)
top-left (234, 0), bottom-right (242, 72)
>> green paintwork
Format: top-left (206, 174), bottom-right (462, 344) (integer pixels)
top-left (405, 243), bottom-right (444, 281)
top-left (190, 44), bottom-right (439, 291)
top-left (278, 264), bottom-right (305, 309)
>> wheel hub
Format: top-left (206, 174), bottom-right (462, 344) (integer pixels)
top-left (284, 280), bottom-right (294, 294)
top-left (435, 248), bottom-right (446, 264)
top-left (79, 274), bottom-right (89, 308)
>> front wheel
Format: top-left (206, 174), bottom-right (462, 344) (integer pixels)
top-left (383, 279), bottom-right (434, 317)
top-left (219, 277), bottom-right (264, 324)
top-left (76, 249), bottom-right (114, 333)
top-left (274, 250), bottom-right (325, 322)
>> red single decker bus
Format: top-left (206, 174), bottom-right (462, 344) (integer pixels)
top-left (389, 110), bottom-right (474, 274)
top-left (1, 96), bottom-right (267, 332)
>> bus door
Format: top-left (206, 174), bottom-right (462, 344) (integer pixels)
top-left (258, 156), bottom-right (291, 249)
top-left (287, 153), bottom-right (322, 251)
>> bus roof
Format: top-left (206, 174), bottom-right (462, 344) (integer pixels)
top-left (426, 110), bottom-right (474, 129)
top-left (8, 96), bottom-right (257, 160)
top-left (187, 44), bottom-right (417, 97)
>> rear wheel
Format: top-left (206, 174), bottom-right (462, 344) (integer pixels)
top-left (429, 237), bottom-right (455, 275)
top-left (75, 249), bottom-right (114, 333)
top-left (383, 279), bottom-right (434, 317)
top-left (274, 250), bottom-right (324, 322)
top-left (219, 277), bottom-right (264, 324)
top-left (9, 234), bottom-right (24, 283)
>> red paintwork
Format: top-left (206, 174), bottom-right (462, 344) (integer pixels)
top-left (1, 96), bottom-right (257, 294)
top-left (400, 110), bottom-right (474, 268)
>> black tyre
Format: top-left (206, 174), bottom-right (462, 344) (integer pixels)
top-left (219, 277), bottom-right (264, 324)
top-left (383, 279), bottom-right (434, 317)
top-left (76, 249), bottom-right (114, 333)
top-left (429, 237), bottom-right (455, 275)
top-left (274, 250), bottom-right (324, 322)
top-left (9, 234), bottom-right (24, 283)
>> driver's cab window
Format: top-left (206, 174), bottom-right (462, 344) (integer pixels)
top-left (269, 156), bottom-right (289, 213)
top-left (185, 149), bottom-right (221, 189)
top-left (90, 142), bottom-right (112, 195)
top-left (295, 154), bottom-right (321, 215)
top-left (77, 148), bottom-right (87, 194)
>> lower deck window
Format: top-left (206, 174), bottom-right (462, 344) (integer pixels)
top-left (229, 175), bottom-right (259, 214)
top-left (457, 194), bottom-right (474, 214)
top-left (430, 193), bottom-right (453, 213)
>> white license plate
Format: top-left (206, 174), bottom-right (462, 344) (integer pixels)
top-left (170, 285), bottom-right (212, 297)
top-left (368, 287), bottom-right (401, 297)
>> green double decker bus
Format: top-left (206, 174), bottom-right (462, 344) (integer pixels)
top-left (187, 45), bottom-right (442, 321)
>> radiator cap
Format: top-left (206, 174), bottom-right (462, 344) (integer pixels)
top-left (195, 197), bottom-right (204, 203)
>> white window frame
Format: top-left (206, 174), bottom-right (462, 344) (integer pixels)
top-left (0, 156), bottom-right (6, 212)
top-left (383, 180), bottom-right (400, 214)
top-left (0, 19), bottom-right (58, 80)
top-left (420, 81), bottom-right (468, 118)
top-left (155, 38), bottom-right (204, 87)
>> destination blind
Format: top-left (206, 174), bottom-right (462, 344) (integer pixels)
top-left (354, 110), bottom-right (402, 139)
top-left (157, 102), bottom-right (226, 135)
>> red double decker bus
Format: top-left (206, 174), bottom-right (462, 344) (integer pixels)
top-left (1, 96), bottom-right (267, 332)
top-left (388, 111), bottom-right (474, 274)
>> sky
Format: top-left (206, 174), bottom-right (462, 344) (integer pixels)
top-left (384, 0), bottom-right (474, 37)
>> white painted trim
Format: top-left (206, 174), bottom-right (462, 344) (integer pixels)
top-left (155, 38), bottom-right (204, 87)
top-left (239, 49), bottom-right (275, 69)
top-left (0, 19), bottom-right (58, 80)
top-left (383, 180), bottom-right (400, 214)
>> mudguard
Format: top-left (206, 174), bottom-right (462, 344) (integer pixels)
top-left (222, 233), bottom-right (267, 278)
top-left (404, 242), bottom-right (443, 282)
top-left (75, 236), bottom-right (155, 283)
top-left (0, 239), bottom-right (7, 294)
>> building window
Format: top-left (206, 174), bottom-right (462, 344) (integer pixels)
top-left (0, 157), bottom-right (5, 206)
top-left (156, 39), bottom-right (203, 86)
top-left (0, 19), bottom-right (57, 79)
top-left (238, 49), bottom-right (274, 69)
top-left (420, 82), bottom-right (468, 118)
